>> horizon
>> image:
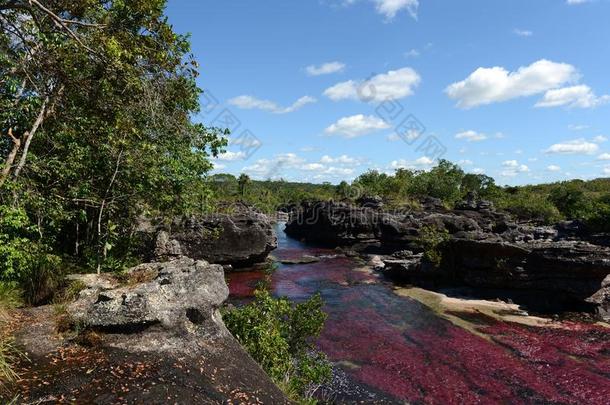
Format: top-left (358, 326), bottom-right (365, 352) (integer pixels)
top-left (166, 0), bottom-right (610, 186)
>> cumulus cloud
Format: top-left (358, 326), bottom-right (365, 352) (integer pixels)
top-left (228, 95), bottom-right (316, 114)
top-left (535, 85), bottom-right (610, 109)
top-left (217, 151), bottom-right (247, 161)
top-left (324, 114), bottom-right (391, 138)
top-left (545, 139), bottom-right (599, 155)
top-left (305, 61), bottom-right (346, 76)
top-left (593, 135), bottom-right (608, 143)
top-left (547, 165), bottom-right (562, 172)
top-left (320, 155), bottom-right (361, 166)
top-left (324, 67), bottom-right (421, 103)
top-left (597, 153), bottom-right (610, 161)
top-left (373, 0), bottom-right (419, 19)
top-left (500, 160), bottom-right (530, 177)
top-left (390, 156), bottom-right (434, 169)
top-left (445, 60), bottom-right (578, 108)
top-left (455, 130), bottom-right (488, 142)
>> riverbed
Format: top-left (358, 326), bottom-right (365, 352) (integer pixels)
top-left (227, 224), bottom-right (610, 404)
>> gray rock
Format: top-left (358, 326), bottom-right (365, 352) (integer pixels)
top-left (155, 207), bottom-right (277, 268)
top-left (69, 258), bottom-right (230, 347)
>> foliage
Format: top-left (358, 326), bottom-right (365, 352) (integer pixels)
top-left (416, 225), bottom-right (450, 268)
top-left (0, 205), bottom-right (64, 304)
top-left (0, 282), bottom-right (23, 390)
top-left (1, 0), bottom-right (226, 288)
top-left (494, 192), bottom-right (563, 225)
top-left (223, 289), bottom-right (331, 401)
top-left (548, 181), bottom-right (592, 219)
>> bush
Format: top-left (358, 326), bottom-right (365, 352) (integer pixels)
top-left (416, 225), bottom-right (450, 267)
top-left (0, 205), bottom-right (64, 305)
top-left (494, 193), bottom-right (562, 224)
top-left (223, 289), bottom-right (331, 401)
top-left (548, 182), bottom-right (592, 219)
top-left (0, 282), bottom-right (24, 390)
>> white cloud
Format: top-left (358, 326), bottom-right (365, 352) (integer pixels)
top-left (228, 95), bottom-right (316, 114)
top-left (301, 163), bottom-right (326, 171)
top-left (500, 160), bottom-right (529, 177)
top-left (306, 61), bottom-right (346, 76)
top-left (405, 49), bottom-right (420, 58)
top-left (593, 135), bottom-right (608, 143)
top-left (597, 153), bottom-right (610, 161)
top-left (513, 29), bottom-right (533, 37)
top-left (568, 124), bottom-right (589, 131)
top-left (217, 151), bottom-right (246, 161)
top-left (458, 159), bottom-right (473, 166)
top-left (455, 130), bottom-right (488, 142)
top-left (324, 114), bottom-right (390, 138)
top-left (391, 156), bottom-right (434, 169)
top-left (324, 67), bottom-right (421, 103)
top-left (387, 133), bottom-right (401, 142)
top-left (547, 165), bottom-right (562, 172)
top-left (445, 59), bottom-right (578, 108)
top-left (373, 0), bottom-right (419, 19)
top-left (320, 155), bottom-right (361, 166)
top-left (535, 85), bottom-right (610, 109)
top-left (567, 0), bottom-right (590, 4)
top-left (605, 166), bottom-right (610, 175)
top-left (471, 168), bottom-right (485, 175)
top-left (545, 138), bottom-right (599, 155)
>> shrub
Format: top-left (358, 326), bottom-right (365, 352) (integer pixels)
top-left (0, 205), bottom-right (64, 304)
top-left (0, 282), bottom-right (24, 390)
top-left (223, 289), bottom-right (331, 401)
top-left (548, 182), bottom-right (592, 219)
top-left (416, 225), bottom-right (450, 267)
top-left (494, 193), bottom-right (562, 224)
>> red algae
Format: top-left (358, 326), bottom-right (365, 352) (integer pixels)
top-left (227, 227), bottom-right (610, 403)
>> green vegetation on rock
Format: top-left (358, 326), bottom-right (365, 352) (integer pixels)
top-left (223, 289), bottom-right (332, 402)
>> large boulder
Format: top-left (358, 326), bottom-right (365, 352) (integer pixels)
top-left (69, 258), bottom-right (230, 347)
top-left (11, 259), bottom-right (289, 403)
top-left (152, 206), bottom-right (277, 268)
top-left (285, 201), bottom-right (381, 247)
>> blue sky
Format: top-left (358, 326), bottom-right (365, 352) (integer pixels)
top-left (166, 0), bottom-right (610, 185)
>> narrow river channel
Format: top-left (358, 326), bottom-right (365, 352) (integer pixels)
top-left (227, 224), bottom-right (610, 404)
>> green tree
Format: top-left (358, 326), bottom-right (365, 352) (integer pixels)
top-left (238, 173), bottom-right (251, 198)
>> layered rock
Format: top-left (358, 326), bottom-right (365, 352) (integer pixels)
top-left (286, 198), bottom-right (610, 319)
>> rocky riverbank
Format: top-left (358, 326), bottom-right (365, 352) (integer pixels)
top-left (285, 196), bottom-right (610, 320)
top-left (2, 207), bottom-right (285, 404)
top-left (4, 258), bottom-right (288, 404)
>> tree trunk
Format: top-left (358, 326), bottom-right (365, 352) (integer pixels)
top-left (13, 95), bottom-right (49, 179)
top-left (96, 149), bottom-right (124, 274)
top-left (0, 128), bottom-right (21, 187)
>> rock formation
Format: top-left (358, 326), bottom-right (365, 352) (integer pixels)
top-left (146, 205), bottom-right (277, 268)
top-left (285, 198), bottom-right (610, 320)
top-left (10, 258), bottom-right (289, 403)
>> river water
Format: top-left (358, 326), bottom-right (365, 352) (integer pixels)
top-left (227, 224), bottom-right (610, 404)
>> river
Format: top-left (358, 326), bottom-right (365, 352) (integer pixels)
top-left (227, 224), bottom-right (610, 404)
